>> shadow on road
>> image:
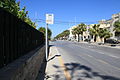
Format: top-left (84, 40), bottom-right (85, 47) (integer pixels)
top-left (53, 62), bottom-right (120, 80)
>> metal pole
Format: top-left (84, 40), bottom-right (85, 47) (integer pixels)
top-left (46, 24), bottom-right (48, 61)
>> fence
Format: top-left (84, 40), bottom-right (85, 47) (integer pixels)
top-left (0, 7), bottom-right (45, 68)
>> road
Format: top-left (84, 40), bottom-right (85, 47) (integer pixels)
top-left (50, 40), bottom-right (120, 80)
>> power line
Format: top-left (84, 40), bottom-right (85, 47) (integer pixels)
top-left (31, 18), bottom-right (99, 24)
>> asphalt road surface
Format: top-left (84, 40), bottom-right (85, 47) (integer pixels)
top-left (50, 40), bottom-right (120, 80)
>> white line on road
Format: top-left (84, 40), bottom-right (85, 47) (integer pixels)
top-left (97, 59), bottom-right (108, 64)
top-left (109, 55), bottom-right (119, 58)
top-left (86, 55), bottom-right (93, 58)
top-left (76, 45), bottom-right (120, 59)
top-left (100, 53), bottom-right (104, 54)
top-left (84, 54), bottom-right (120, 71)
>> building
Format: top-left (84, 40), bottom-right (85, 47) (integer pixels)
top-left (69, 25), bottom-right (78, 41)
top-left (69, 24), bottom-right (92, 42)
top-left (99, 12), bottom-right (120, 40)
top-left (68, 12), bottom-right (120, 42)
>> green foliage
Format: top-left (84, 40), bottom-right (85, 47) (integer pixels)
top-left (38, 27), bottom-right (52, 40)
top-left (0, 0), bottom-right (36, 28)
top-left (89, 24), bottom-right (112, 42)
top-left (25, 16), bottom-right (36, 28)
top-left (72, 23), bottom-right (86, 35)
top-left (72, 23), bottom-right (86, 42)
top-left (63, 30), bottom-right (70, 37)
top-left (55, 30), bottom-right (70, 39)
top-left (114, 21), bottom-right (120, 36)
top-left (72, 28), bottom-right (77, 39)
top-left (18, 6), bottom-right (28, 21)
top-left (0, 0), bottom-right (19, 16)
top-left (89, 24), bottom-right (100, 36)
top-left (99, 28), bottom-right (112, 39)
top-left (77, 23), bottom-right (87, 35)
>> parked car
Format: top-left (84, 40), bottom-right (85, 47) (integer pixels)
top-left (98, 42), bottom-right (104, 45)
top-left (105, 39), bottom-right (120, 44)
top-left (84, 39), bottom-right (90, 42)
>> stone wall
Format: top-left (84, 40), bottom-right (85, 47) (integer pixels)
top-left (0, 45), bottom-right (45, 80)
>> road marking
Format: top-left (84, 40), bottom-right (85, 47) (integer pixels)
top-left (109, 55), bottom-right (119, 58)
top-left (97, 59), bottom-right (108, 64)
top-left (86, 55), bottom-right (93, 58)
top-left (100, 53), bottom-right (104, 54)
top-left (84, 54), bottom-right (120, 71)
top-left (55, 47), bottom-right (71, 80)
top-left (76, 45), bottom-right (120, 59)
top-left (58, 56), bottom-right (71, 80)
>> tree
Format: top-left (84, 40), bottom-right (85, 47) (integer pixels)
top-left (72, 23), bottom-right (86, 42)
top-left (89, 24), bottom-right (100, 42)
top-left (18, 6), bottom-right (28, 21)
top-left (72, 27), bottom-right (81, 42)
top-left (0, 0), bottom-right (19, 16)
top-left (63, 30), bottom-right (70, 37)
top-left (77, 23), bottom-right (87, 41)
top-left (54, 30), bottom-right (70, 40)
top-left (99, 28), bottom-right (112, 43)
top-left (72, 29), bottom-right (77, 39)
top-left (114, 21), bottom-right (120, 36)
top-left (38, 27), bottom-right (52, 40)
top-left (25, 16), bottom-right (36, 28)
top-left (0, 0), bottom-right (36, 28)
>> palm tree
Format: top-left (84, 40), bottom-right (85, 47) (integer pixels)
top-left (72, 27), bottom-right (81, 42)
top-left (99, 28), bottom-right (112, 43)
top-left (89, 24), bottom-right (100, 42)
top-left (77, 23), bottom-right (87, 41)
top-left (71, 23), bottom-right (87, 42)
top-left (114, 21), bottom-right (120, 37)
top-left (72, 23), bottom-right (86, 42)
top-left (72, 28), bottom-right (77, 40)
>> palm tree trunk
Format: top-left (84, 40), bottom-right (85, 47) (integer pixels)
top-left (75, 34), bottom-right (76, 39)
top-left (92, 35), bottom-right (95, 42)
top-left (101, 37), bottom-right (105, 43)
top-left (82, 32), bottom-right (84, 42)
top-left (78, 34), bottom-right (80, 42)
top-left (82, 35), bottom-right (84, 42)
top-left (96, 36), bottom-right (101, 42)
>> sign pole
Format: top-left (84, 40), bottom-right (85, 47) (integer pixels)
top-left (45, 14), bottom-right (54, 61)
top-left (46, 23), bottom-right (48, 61)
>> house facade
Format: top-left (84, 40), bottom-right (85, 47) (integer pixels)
top-left (69, 12), bottom-right (120, 42)
top-left (99, 12), bottom-right (120, 40)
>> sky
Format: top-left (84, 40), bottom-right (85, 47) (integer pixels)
top-left (17, 0), bottom-right (120, 38)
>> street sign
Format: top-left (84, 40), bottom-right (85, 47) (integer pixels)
top-left (46, 14), bottom-right (54, 24)
top-left (45, 14), bottom-right (54, 61)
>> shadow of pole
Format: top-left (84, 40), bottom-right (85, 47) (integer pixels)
top-left (47, 55), bottom-right (61, 62)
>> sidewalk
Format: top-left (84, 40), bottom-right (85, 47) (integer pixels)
top-left (45, 46), bottom-right (66, 80)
